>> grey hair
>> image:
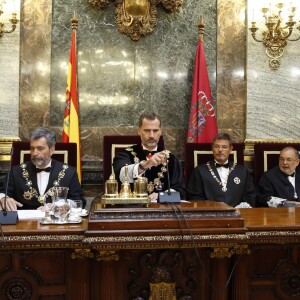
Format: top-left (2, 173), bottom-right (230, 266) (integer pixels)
top-left (280, 146), bottom-right (300, 159)
top-left (30, 128), bottom-right (56, 148)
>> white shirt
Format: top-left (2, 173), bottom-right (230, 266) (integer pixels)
top-left (287, 174), bottom-right (297, 199)
top-left (215, 160), bottom-right (230, 184)
top-left (36, 162), bottom-right (52, 196)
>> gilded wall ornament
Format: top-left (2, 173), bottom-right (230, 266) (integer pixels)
top-left (89, 0), bottom-right (184, 41)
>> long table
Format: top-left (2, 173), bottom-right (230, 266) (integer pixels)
top-left (0, 201), bottom-right (300, 300)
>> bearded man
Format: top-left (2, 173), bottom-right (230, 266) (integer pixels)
top-left (0, 128), bottom-right (85, 210)
top-left (113, 112), bottom-right (185, 201)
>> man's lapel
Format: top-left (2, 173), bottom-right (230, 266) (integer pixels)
top-left (27, 162), bottom-right (39, 193)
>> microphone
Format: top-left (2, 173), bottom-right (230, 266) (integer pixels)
top-left (0, 145), bottom-right (18, 224)
top-left (158, 153), bottom-right (181, 203)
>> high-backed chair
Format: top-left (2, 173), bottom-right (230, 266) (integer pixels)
top-left (253, 142), bottom-right (300, 184)
top-left (103, 135), bottom-right (164, 182)
top-left (11, 141), bottom-right (77, 168)
top-left (184, 143), bottom-right (245, 188)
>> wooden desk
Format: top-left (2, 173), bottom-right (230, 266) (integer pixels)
top-left (0, 203), bottom-right (299, 300)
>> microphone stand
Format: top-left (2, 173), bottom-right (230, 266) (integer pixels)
top-left (0, 146), bottom-right (18, 225)
top-left (158, 154), bottom-right (181, 203)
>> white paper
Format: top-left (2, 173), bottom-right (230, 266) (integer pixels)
top-left (17, 210), bottom-right (45, 220)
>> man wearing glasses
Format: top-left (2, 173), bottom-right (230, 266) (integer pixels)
top-left (256, 147), bottom-right (300, 207)
top-left (187, 133), bottom-right (256, 207)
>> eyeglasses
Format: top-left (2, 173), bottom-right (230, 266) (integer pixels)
top-left (279, 158), bottom-right (298, 163)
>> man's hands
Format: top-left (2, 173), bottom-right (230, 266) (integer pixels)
top-left (149, 192), bottom-right (158, 202)
top-left (139, 150), bottom-right (169, 172)
top-left (0, 197), bottom-right (23, 211)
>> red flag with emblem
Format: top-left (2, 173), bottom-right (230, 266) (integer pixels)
top-left (62, 20), bottom-right (82, 182)
top-left (187, 38), bottom-right (218, 143)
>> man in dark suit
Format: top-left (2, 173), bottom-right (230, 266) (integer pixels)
top-left (0, 127), bottom-right (85, 210)
top-left (187, 133), bottom-right (255, 207)
top-left (113, 112), bottom-right (185, 201)
top-left (256, 147), bottom-right (300, 207)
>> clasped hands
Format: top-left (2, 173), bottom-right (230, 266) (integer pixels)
top-left (140, 150), bottom-right (170, 170)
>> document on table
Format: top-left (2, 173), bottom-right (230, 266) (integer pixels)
top-left (17, 210), bottom-right (45, 220)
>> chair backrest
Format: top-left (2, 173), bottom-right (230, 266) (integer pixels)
top-left (184, 142), bottom-right (245, 187)
top-left (253, 142), bottom-right (300, 183)
top-left (11, 141), bottom-right (77, 168)
top-left (103, 135), bottom-right (165, 182)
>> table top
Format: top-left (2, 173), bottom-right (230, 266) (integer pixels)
top-left (2, 203), bottom-right (300, 233)
top-left (238, 207), bottom-right (300, 230)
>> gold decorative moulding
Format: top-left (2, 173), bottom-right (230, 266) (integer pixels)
top-left (0, 1), bottom-right (18, 39)
top-left (89, 0), bottom-right (184, 40)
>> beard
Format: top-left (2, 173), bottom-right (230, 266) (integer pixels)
top-left (31, 155), bottom-right (50, 167)
top-left (144, 138), bottom-right (158, 148)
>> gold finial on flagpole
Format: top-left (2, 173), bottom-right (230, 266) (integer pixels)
top-left (71, 11), bottom-right (78, 30)
top-left (198, 16), bottom-right (204, 42)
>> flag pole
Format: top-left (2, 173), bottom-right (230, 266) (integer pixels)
top-left (72, 11), bottom-right (78, 30)
top-left (198, 16), bottom-right (204, 42)
top-left (62, 13), bottom-right (82, 182)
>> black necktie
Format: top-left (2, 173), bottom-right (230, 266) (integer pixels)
top-left (288, 172), bottom-right (295, 177)
top-left (215, 163), bottom-right (229, 168)
top-left (36, 167), bottom-right (51, 173)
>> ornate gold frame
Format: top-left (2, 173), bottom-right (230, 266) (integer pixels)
top-left (89, 0), bottom-right (184, 41)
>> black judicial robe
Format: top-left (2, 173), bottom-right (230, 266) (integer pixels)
top-left (187, 161), bottom-right (256, 207)
top-left (256, 165), bottom-right (300, 207)
top-left (113, 143), bottom-right (185, 198)
top-left (1, 159), bottom-right (85, 209)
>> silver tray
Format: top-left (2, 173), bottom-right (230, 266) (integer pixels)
top-left (101, 196), bottom-right (150, 207)
top-left (40, 216), bottom-right (83, 225)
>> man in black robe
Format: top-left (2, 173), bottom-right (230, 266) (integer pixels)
top-left (256, 147), bottom-right (300, 207)
top-left (113, 112), bottom-right (185, 201)
top-left (0, 127), bottom-right (85, 210)
top-left (187, 133), bottom-right (255, 207)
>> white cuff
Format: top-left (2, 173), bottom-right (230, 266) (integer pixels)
top-left (235, 202), bottom-right (252, 208)
top-left (267, 197), bottom-right (287, 208)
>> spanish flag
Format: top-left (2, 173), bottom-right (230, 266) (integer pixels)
top-left (62, 17), bottom-right (82, 182)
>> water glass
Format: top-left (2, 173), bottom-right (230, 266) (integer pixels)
top-left (69, 199), bottom-right (83, 216)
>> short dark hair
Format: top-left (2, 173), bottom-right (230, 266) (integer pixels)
top-left (212, 133), bottom-right (232, 147)
top-left (30, 128), bottom-right (56, 148)
top-left (280, 147), bottom-right (300, 159)
top-left (138, 112), bottom-right (161, 128)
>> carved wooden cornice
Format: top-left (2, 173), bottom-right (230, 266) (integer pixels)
top-left (1, 231), bottom-right (300, 253)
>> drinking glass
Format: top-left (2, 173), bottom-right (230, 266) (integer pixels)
top-left (69, 199), bottom-right (83, 216)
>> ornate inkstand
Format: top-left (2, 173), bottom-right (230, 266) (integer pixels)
top-left (101, 165), bottom-right (151, 207)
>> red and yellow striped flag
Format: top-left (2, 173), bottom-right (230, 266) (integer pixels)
top-left (62, 18), bottom-right (82, 182)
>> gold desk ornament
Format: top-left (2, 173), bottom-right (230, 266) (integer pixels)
top-left (88, 0), bottom-right (184, 41)
top-left (105, 174), bottom-right (119, 197)
top-left (101, 164), bottom-right (150, 207)
top-left (134, 176), bottom-right (148, 197)
top-left (119, 164), bottom-right (132, 198)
